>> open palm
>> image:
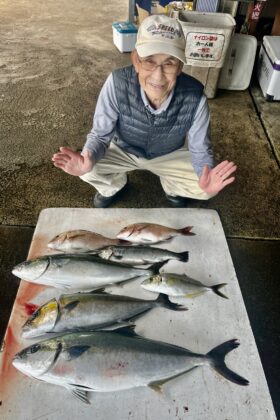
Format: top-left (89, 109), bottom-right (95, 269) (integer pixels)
top-left (52, 147), bottom-right (93, 176)
top-left (199, 160), bottom-right (237, 195)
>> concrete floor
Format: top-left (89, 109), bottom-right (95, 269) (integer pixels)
top-left (0, 0), bottom-right (279, 417)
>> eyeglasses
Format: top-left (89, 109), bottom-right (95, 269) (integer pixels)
top-left (138, 57), bottom-right (180, 74)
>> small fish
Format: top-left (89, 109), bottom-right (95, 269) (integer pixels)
top-left (48, 230), bottom-right (129, 253)
top-left (12, 254), bottom-right (165, 291)
top-left (96, 245), bottom-right (189, 265)
top-left (141, 273), bottom-right (228, 299)
top-left (22, 292), bottom-right (187, 339)
top-left (117, 223), bottom-right (195, 244)
top-left (13, 328), bottom-right (249, 405)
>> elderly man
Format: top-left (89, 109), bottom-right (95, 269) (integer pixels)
top-left (52, 14), bottom-right (236, 208)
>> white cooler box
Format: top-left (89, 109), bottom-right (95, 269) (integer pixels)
top-left (112, 21), bottom-right (137, 53)
top-left (258, 36), bottom-right (280, 101)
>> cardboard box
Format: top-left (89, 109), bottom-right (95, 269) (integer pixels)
top-left (112, 22), bottom-right (137, 53)
top-left (258, 35), bottom-right (280, 101)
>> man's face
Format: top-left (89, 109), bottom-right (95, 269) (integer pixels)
top-left (132, 52), bottom-right (183, 106)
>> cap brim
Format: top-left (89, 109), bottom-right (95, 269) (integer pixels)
top-left (136, 42), bottom-right (186, 64)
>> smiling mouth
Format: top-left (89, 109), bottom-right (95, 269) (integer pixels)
top-left (149, 83), bottom-right (164, 89)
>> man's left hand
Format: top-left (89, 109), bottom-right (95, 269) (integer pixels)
top-left (198, 160), bottom-right (237, 195)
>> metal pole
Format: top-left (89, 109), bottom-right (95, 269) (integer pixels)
top-left (128, 0), bottom-right (135, 22)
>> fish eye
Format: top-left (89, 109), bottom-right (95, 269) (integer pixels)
top-left (29, 344), bottom-right (41, 354)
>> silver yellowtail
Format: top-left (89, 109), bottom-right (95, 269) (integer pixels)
top-left (96, 245), bottom-right (189, 265)
top-left (141, 273), bottom-right (228, 299)
top-left (13, 328), bottom-right (249, 404)
top-left (22, 292), bottom-right (187, 339)
top-left (12, 254), bottom-right (165, 291)
top-left (48, 229), bottom-right (129, 253)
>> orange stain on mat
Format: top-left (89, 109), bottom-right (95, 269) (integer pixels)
top-left (0, 325), bottom-right (21, 397)
top-left (0, 280), bottom-right (49, 397)
top-left (0, 232), bottom-right (57, 399)
top-left (28, 233), bottom-right (56, 259)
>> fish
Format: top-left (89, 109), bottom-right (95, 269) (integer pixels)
top-left (47, 229), bottom-right (129, 253)
top-left (22, 292), bottom-right (187, 339)
top-left (116, 223), bottom-right (195, 244)
top-left (96, 245), bottom-right (189, 265)
top-left (141, 273), bottom-right (228, 299)
top-left (12, 254), bottom-right (165, 291)
top-left (13, 327), bottom-right (249, 404)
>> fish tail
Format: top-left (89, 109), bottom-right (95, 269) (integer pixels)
top-left (178, 251), bottom-right (189, 262)
top-left (179, 226), bottom-right (196, 236)
top-left (156, 293), bottom-right (188, 311)
top-left (207, 339), bottom-right (249, 386)
top-left (149, 260), bottom-right (168, 274)
top-left (212, 283), bottom-right (228, 299)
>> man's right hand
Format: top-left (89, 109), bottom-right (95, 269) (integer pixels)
top-left (52, 147), bottom-right (94, 176)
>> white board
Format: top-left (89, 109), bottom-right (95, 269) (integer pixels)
top-left (0, 208), bottom-right (276, 420)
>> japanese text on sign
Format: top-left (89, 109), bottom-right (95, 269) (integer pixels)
top-left (185, 32), bottom-right (225, 61)
top-left (249, 2), bottom-right (265, 22)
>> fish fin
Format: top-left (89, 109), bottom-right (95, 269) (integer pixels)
top-left (148, 381), bottom-right (164, 394)
top-left (178, 251), bottom-right (189, 262)
top-left (125, 310), bottom-right (152, 323)
top-left (149, 368), bottom-right (195, 393)
top-left (66, 345), bottom-right (91, 360)
top-left (89, 288), bottom-right (107, 294)
top-left (156, 293), bottom-right (188, 311)
top-left (179, 226), bottom-right (196, 236)
top-left (111, 324), bottom-right (138, 337)
top-left (96, 321), bottom-right (133, 331)
top-left (207, 339), bottom-right (249, 386)
top-left (64, 300), bottom-right (80, 312)
top-left (70, 388), bottom-right (91, 404)
top-left (115, 278), bottom-right (133, 286)
top-left (184, 291), bottom-right (205, 298)
top-left (212, 283), bottom-right (228, 299)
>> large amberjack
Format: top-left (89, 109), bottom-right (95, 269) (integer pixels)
top-left (13, 328), bottom-right (249, 404)
top-left (22, 292), bottom-right (186, 339)
top-left (12, 254), bottom-right (165, 290)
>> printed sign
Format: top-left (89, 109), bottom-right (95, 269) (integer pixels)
top-left (186, 32), bottom-right (225, 61)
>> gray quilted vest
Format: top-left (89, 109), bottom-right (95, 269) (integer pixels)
top-left (112, 65), bottom-right (203, 159)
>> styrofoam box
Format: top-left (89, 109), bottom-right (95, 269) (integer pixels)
top-left (258, 36), bottom-right (280, 101)
top-left (218, 34), bottom-right (257, 90)
top-left (112, 21), bottom-right (137, 53)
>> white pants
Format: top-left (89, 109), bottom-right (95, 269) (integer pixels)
top-left (80, 143), bottom-right (211, 200)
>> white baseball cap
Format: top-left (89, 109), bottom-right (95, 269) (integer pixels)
top-left (135, 14), bottom-right (186, 63)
